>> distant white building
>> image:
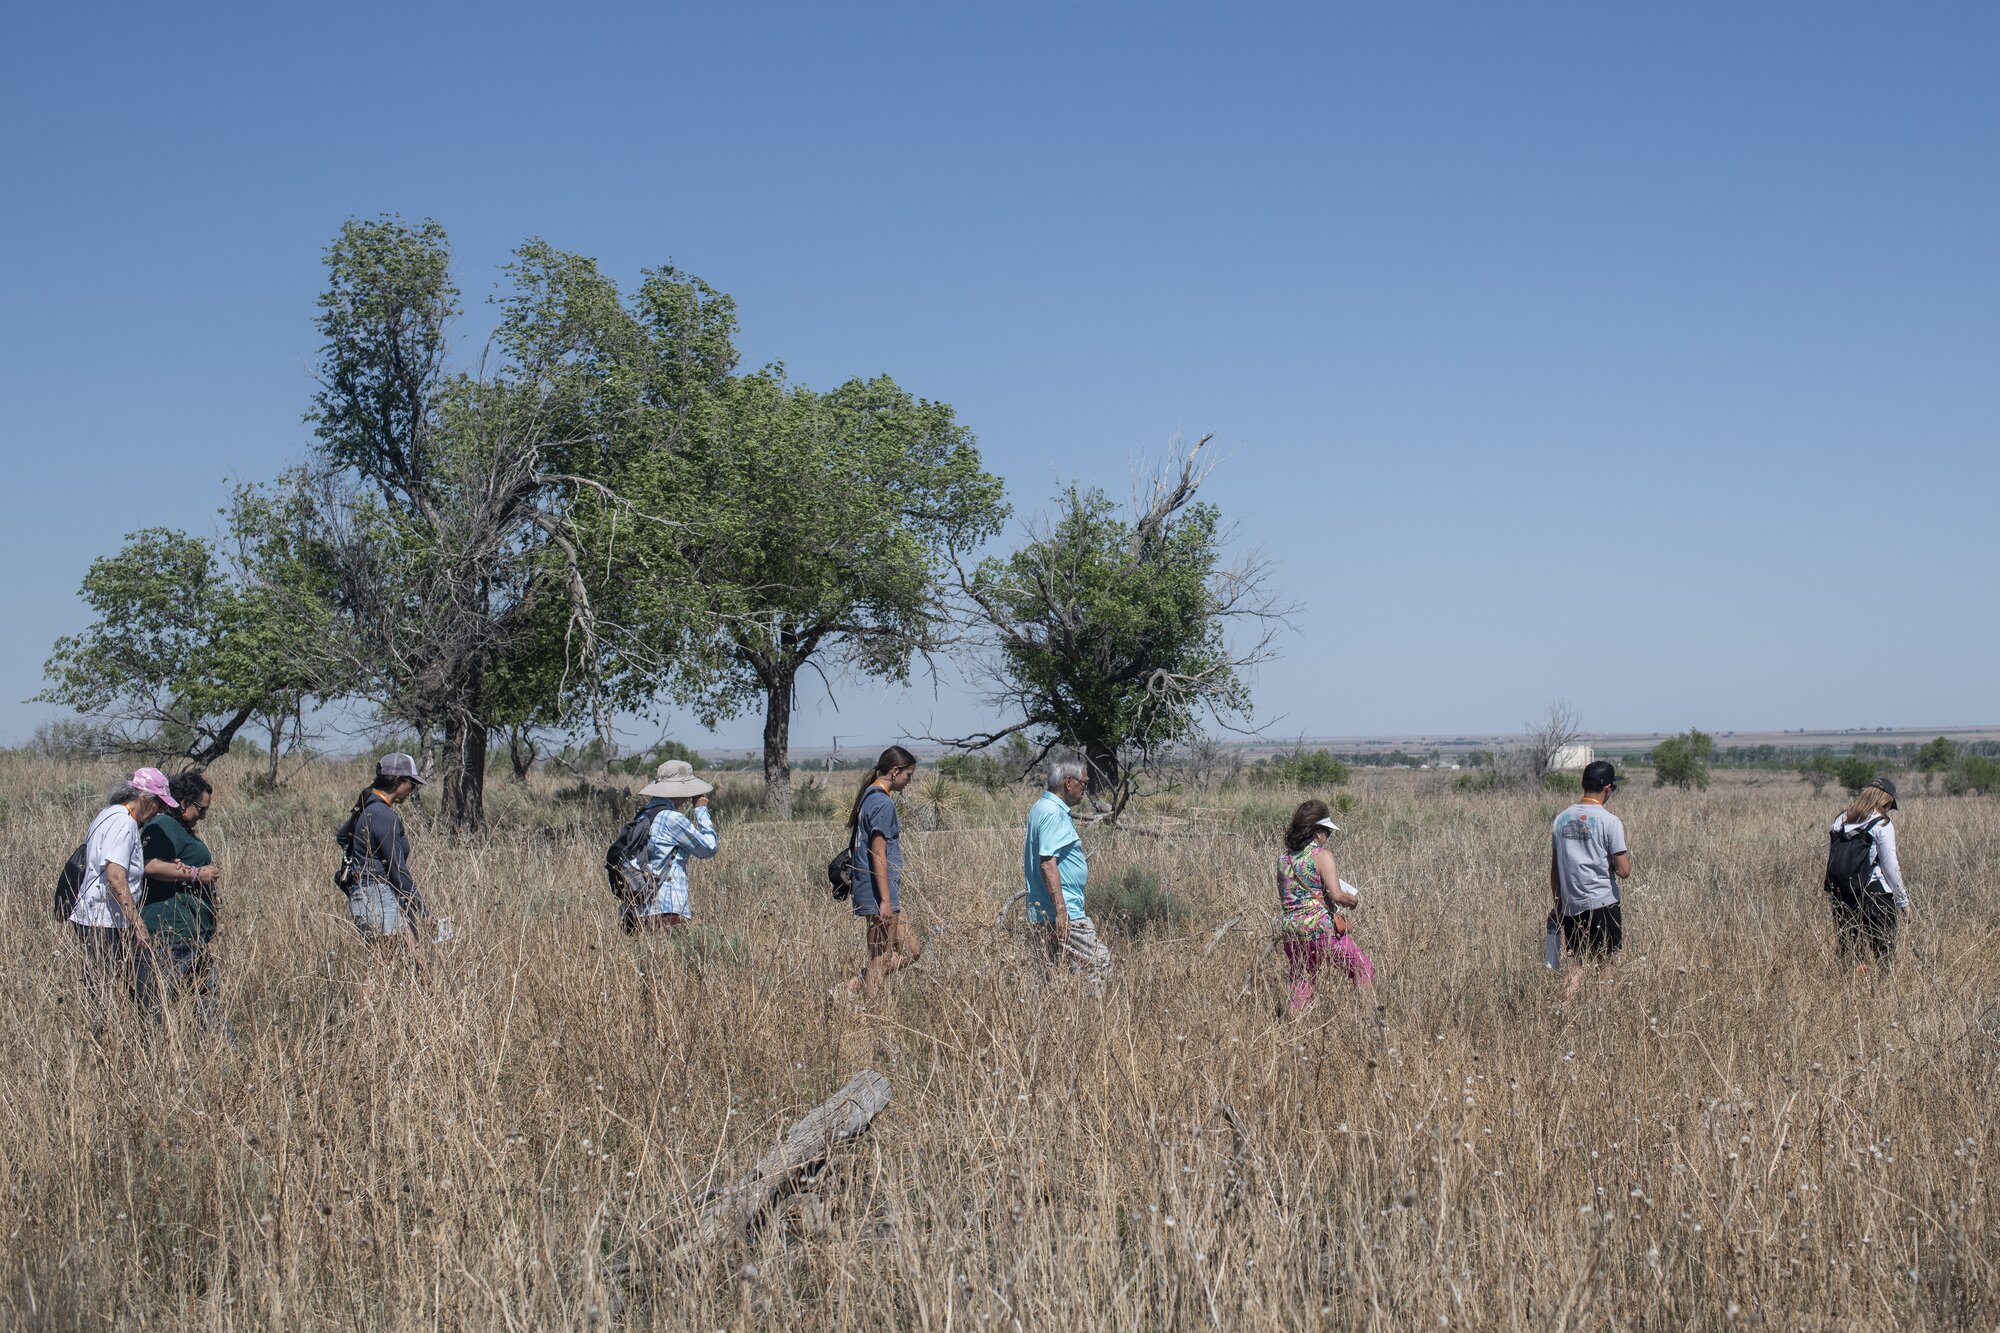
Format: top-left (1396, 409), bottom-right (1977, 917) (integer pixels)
top-left (1549, 744), bottom-right (1594, 771)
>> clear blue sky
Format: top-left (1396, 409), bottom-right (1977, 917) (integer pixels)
top-left (5, 1), bottom-right (1995, 755)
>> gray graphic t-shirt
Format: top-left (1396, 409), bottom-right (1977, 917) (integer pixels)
top-left (1552, 800), bottom-right (1627, 916)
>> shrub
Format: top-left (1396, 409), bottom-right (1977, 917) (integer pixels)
top-left (789, 777), bottom-right (836, 820)
top-left (906, 774), bottom-right (971, 829)
top-left (1333, 791), bottom-right (1360, 816)
top-left (1833, 757), bottom-right (1877, 796)
top-left (1651, 730), bottom-right (1713, 790)
top-left (29, 718), bottom-right (114, 761)
top-left (1235, 799), bottom-right (1296, 834)
top-left (707, 783), bottom-right (769, 823)
top-left (1795, 753), bottom-right (1837, 796)
top-left (1945, 755), bottom-right (2000, 797)
top-left (1256, 750), bottom-right (1351, 788)
top-left (1086, 867), bottom-right (1194, 933)
top-left (611, 740), bottom-right (708, 777)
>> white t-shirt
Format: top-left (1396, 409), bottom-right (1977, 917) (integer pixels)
top-left (70, 804), bottom-right (144, 929)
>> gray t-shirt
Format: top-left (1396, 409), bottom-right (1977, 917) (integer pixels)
top-left (852, 786), bottom-right (903, 909)
top-left (1552, 800), bottom-right (1627, 916)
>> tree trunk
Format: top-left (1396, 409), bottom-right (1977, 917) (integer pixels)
top-left (442, 665), bottom-right (488, 831)
top-left (763, 674), bottom-right (794, 819)
top-left (507, 725), bottom-right (538, 782)
top-left (265, 710), bottom-right (284, 787)
top-left (1084, 736), bottom-right (1121, 803)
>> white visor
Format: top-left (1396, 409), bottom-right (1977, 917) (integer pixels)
top-left (1314, 817), bottom-right (1340, 833)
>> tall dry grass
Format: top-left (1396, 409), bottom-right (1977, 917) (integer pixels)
top-left (1, 755), bottom-right (1995, 1329)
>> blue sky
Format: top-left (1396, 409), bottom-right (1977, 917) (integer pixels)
top-left (4, 1), bottom-right (1995, 754)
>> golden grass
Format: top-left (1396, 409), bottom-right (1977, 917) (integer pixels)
top-left (1, 755), bottom-right (1995, 1329)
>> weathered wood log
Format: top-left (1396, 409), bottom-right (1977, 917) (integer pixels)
top-left (670, 1069), bottom-right (890, 1261)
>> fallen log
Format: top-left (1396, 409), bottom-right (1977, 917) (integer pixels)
top-left (670, 1069), bottom-right (891, 1261)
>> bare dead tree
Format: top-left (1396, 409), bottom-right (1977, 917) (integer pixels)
top-left (1500, 700), bottom-right (1585, 786)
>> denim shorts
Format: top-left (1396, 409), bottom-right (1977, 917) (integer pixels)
top-left (348, 881), bottom-right (407, 938)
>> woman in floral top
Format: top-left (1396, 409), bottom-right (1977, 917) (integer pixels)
top-left (1277, 799), bottom-right (1373, 1009)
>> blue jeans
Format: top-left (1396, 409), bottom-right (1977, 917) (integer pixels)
top-left (348, 881), bottom-right (408, 938)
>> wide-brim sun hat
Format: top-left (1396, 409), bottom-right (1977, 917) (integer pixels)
top-left (641, 758), bottom-right (714, 800)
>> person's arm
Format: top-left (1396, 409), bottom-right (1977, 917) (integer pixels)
top-left (1611, 851), bottom-right (1633, 879)
top-left (384, 810), bottom-right (427, 919)
top-left (142, 857), bottom-right (199, 886)
top-left (1549, 847), bottom-right (1561, 918)
top-left (676, 798), bottom-right (719, 859)
top-left (1040, 855), bottom-right (1069, 938)
top-left (1313, 846), bottom-right (1357, 907)
top-left (1875, 822), bottom-right (1907, 910)
top-left (102, 862), bottom-right (155, 950)
top-left (870, 832), bottom-right (893, 917)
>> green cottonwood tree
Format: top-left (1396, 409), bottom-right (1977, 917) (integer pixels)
top-left (39, 527), bottom-right (322, 766)
top-left (297, 219), bottom-right (729, 829)
top-left (952, 437), bottom-right (1285, 811)
top-left (1650, 729), bottom-right (1714, 790)
top-left (660, 372), bottom-right (1005, 815)
top-left (1916, 736), bottom-right (1960, 791)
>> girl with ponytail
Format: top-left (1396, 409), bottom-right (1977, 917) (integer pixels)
top-left (837, 746), bottom-right (922, 1001)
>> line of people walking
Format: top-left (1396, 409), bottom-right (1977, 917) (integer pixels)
top-left (57, 748), bottom-right (1918, 1025)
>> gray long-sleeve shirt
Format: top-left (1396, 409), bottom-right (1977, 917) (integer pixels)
top-left (338, 792), bottom-right (425, 917)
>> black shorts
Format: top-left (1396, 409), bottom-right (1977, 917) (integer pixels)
top-left (1560, 904), bottom-right (1623, 959)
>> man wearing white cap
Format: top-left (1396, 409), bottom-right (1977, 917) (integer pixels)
top-left (626, 759), bottom-right (720, 932)
top-left (69, 767), bottom-right (177, 999)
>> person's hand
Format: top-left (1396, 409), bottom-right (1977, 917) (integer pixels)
top-left (1050, 913), bottom-right (1070, 942)
top-left (197, 864), bottom-right (220, 886)
top-left (693, 793), bottom-right (710, 809)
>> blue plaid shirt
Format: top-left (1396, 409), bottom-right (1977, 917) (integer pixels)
top-left (639, 802), bottom-right (718, 917)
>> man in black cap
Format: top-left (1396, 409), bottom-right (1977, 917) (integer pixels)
top-left (1549, 759), bottom-right (1633, 1001)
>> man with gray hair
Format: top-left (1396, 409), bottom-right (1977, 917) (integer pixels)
top-left (1022, 758), bottom-right (1110, 994)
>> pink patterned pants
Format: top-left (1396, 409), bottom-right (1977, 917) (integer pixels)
top-left (1283, 932), bottom-right (1374, 1010)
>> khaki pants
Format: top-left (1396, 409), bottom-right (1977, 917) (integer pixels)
top-left (1042, 913), bottom-right (1112, 997)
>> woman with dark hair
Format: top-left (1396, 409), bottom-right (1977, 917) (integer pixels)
top-left (335, 752), bottom-right (430, 972)
top-left (837, 746), bottom-right (921, 1000)
top-left (1277, 799), bottom-right (1373, 1010)
top-left (138, 769), bottom-right (226, 1026)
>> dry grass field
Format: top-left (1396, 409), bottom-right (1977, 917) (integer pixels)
top-left (2, 754), bottom-right (1996, 1330)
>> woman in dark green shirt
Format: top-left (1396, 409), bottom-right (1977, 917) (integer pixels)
top-left (138, 770), bottom-right (224, 1028)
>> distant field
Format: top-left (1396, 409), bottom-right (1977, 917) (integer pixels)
top-left (2, 757), bottom-right (1996, 1328)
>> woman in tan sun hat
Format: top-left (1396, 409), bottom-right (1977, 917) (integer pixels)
top-left (624, 759), bottom-right (719, 932)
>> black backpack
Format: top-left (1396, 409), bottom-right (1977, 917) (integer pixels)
top-left (1825, 817), bottom-right (1883, 898)
top-left (55, 806), bottom-right (121, 921)
top-left (54, 842), bottom-right (88, 921)
top-left (605, 804), bottom-right (665, 906)
top-left (826, 846), bottom-right (855, 901)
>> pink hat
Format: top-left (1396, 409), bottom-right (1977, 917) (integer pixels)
top-left (130, 767), bottom-right (180, 809)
